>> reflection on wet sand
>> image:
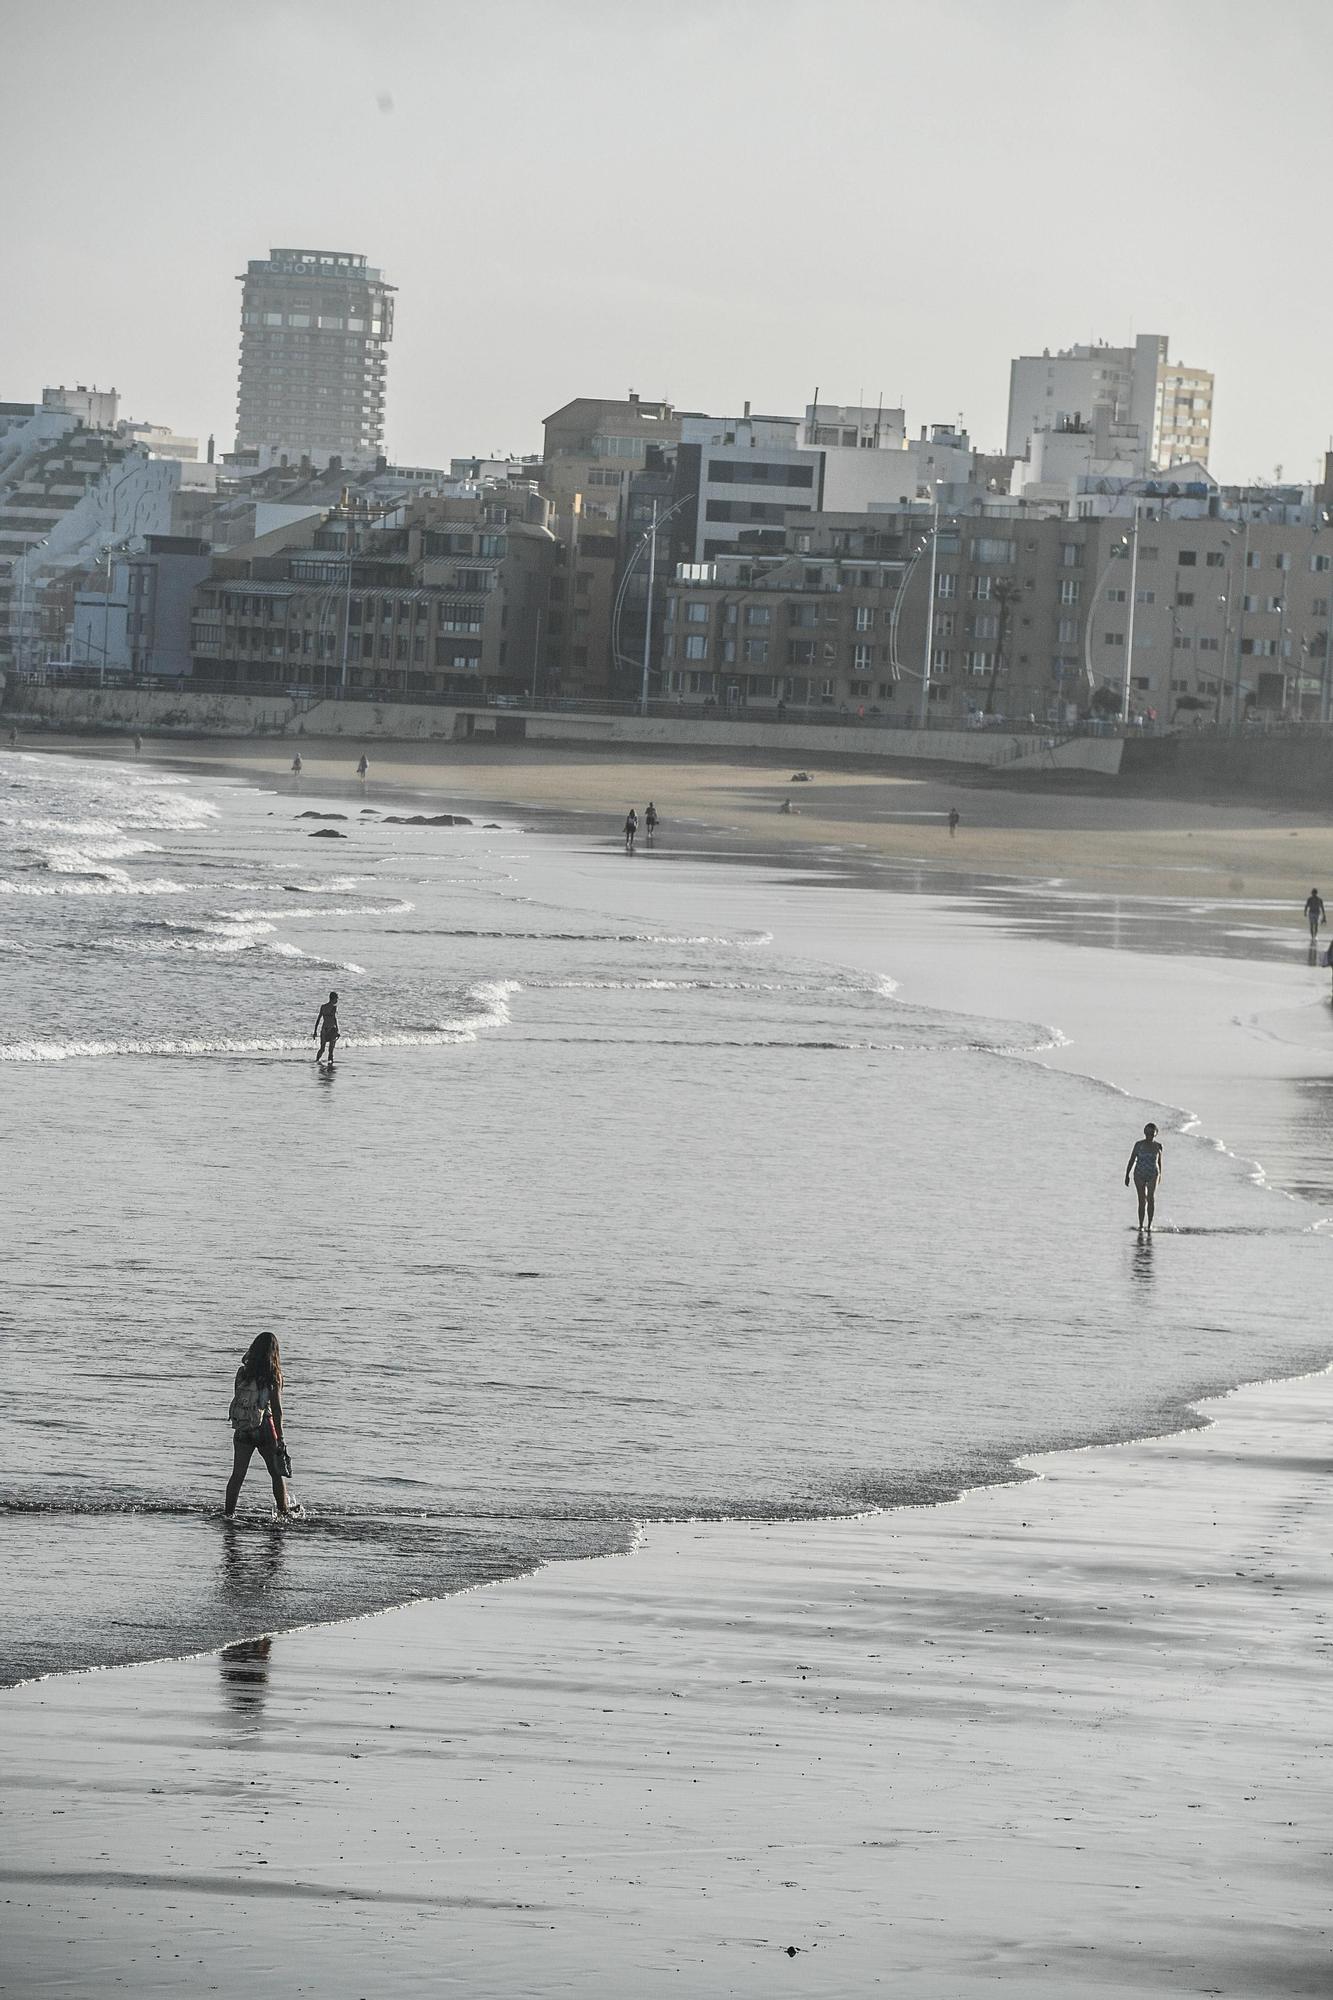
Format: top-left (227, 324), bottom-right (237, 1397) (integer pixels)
top-left (219, 1635), bottom-right (273, 1720)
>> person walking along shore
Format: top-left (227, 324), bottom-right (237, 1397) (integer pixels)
top-left (314, 990), bottom-right (339, 1066)
top-left (1124, 1122), bottom-right (1163, 1232)
top-left (224, 1332), bottom-right (291, 1519)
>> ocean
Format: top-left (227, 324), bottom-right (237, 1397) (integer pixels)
top-left (3, 749), bottom-right (1328, 1686)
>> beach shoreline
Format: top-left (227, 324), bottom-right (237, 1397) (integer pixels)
top-left (4, 738), bottom-right (1331, 1993)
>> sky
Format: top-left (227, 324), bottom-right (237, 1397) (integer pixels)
top-left (6, 0), bottom-right (1333, 483)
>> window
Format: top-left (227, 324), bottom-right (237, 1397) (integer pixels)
top-left (931, 647), bottom-right (951, 670)
top-left (852, 644), bottom-right (874, 674)
top-left (1178, 550), bottom-right (1197, 566)
top-left (683, 634), bottom-right (708, 661)
top-left (1205, 551), bottom-right (1225, 567)
top-left (970, 613), bottom-right (998, 640)
top-left (787, 639), bottom-right (816, 666)
top-left (1059, 543), bottom-right (1081, 567)
top-left (969, 537), bottom-right (1014, 563)
top-left (1106, 587), bottom-right (1127, 603)
top-left (1138, 546), bottom-right (1159, 562)
top-left (1242, 638), bottom-right (1278, 657)
top-left (1175, 592), bottom-right (1195, 608)
top-left (936, 613), bottom-right (955, 638)
top-left (1057, 617), bottom-right (1078, 644)
top-left (1242, 594), bottom-right (1259, 614)
top-left (1314, 597), bottom-right (1329, 618)
top-left (936, 572), bottom-right (957, 599)
top-left (1198, 636), bottom-right (1220, 652)
top-left (1245, 550), bottom-right (1261, 568)
top-left (288, 313), bottom-right (310, 327)
top-left (744, 605), bottom-right (771, 626)
top-left (963, 650), bottom-right (991, 675)
top-left (1136, 589), bottom-right (1155, 605)
top-left (854, 605), bottom-right (875, 632)
top-left (744, 638), bottom-right (769, 664)
top-left (479, 535), bottom-right (506, 558)
top-left (1104, 631), bottom-right (1125, 646)
top-left (1275, 552), bottom-right (1291, 571)
top-left (1266, 595), bottom-right (1283, 614)
top-left (1173, 633), bottom-right (1193, 649)
top-left (969, 575), bottom-right (993, 601)
top-left (788, 603), bottom-right (818, 628)
top-left (1311, 553), bottom-right (1331, 573)
top-left (1059, 579), bottom-right (1081, 606)
top-left (685, 601), bottom-right (709, 623)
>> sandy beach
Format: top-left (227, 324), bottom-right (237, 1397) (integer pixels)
top-left (23, 730), bottom-right (1333, 901)
top-left (3, 739), bottom-right (1331, 1997)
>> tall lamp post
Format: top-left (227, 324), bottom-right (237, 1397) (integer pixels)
top-left (1118, 502), bottom-right (1141, 724)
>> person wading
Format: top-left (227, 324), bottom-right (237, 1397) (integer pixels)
top-left (1124, 1122), bottom-right (1164, 1233)
top-left (314, 990), bottom-right (339, 1066)
top-left (224, 1332), bottom-right (291, 1519)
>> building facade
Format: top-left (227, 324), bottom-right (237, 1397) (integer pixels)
top-left (190, 487), bottom-right (555, 702)
top-left (235, 248), bottom-right (395, 465)
top-left (1007, 334), bottom-right (1214, 478)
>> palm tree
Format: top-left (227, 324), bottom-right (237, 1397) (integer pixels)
top-left (983, 578), bottom-right (1021, 716)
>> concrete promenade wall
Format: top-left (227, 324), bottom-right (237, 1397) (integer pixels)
top-left (1120, 731), bottom-right (1333, 806)
top-left (3, 682), bottom-right (1122, 774)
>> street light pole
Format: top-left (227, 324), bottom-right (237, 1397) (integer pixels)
top-left (1231, 516), bottom-right (1251, 727)
top-left (639, 499), bottom-right (659, 717)
top-left (1119, 502), bottom-right (1140, 724)
top-left (919, 499), bottom-right (939, 727)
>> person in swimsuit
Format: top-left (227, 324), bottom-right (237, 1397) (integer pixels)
top-left (1124, 1122), bottom-right (1163, 1232)
top-left (314, 990), bottom-right (339, 1066)
top-left (291, 752), bottom-right (303, 780)
top-left (644, 802), bottom-right (659, 846)
top-left (1304, 889), bottom-right (1325, 942)
top-left (224, 1331), bottom-right (290, 1519)
top-left (948, 807), bottom-right (960, 837)
top-left (357, 754), bottom-right (369, 782)
top-left (624, 808), bottom-right (638, 853)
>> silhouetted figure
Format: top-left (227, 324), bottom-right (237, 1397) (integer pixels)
top-left (624, 808), bottom-right (638, 853)
top-left (357, 754), bottom-right (369, 782)
top-left (1304, 888), bottom-right (1325, 942)
top-left (644, 801), bottom-right (658, 846)
top-left (1124, 1122), bottom-right (1163, 1233)
top-left (948, 807), bottom-right (960, 837)
top-left (314, 990), bottom-right (339, 1066)
top-left (225, 1331), bottom-right (291, 1519)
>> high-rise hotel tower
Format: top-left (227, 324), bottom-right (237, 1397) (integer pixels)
top-left (234, 247), bottom-right (395, 464)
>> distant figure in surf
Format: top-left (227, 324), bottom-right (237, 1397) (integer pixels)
top-left (313, 990), bottom-right (339, 1066)
top-left (225, 1331), bottom-right (291, 1519)
top-left (644, 801), bottom-right (659, 846)
top-left (133, 733), bottom-right (143, 757)
top-left (1304, 887), bottom-right (1325, 942)
top-left (6, 727), bottom-right (16, 748)
top-left (357, 754), bottom-right (369, 782)
top-left (948, 807), bottom-right (960, 837)
top-left (624, 808), bottom-right (638, 853)
top-left (1124, 1122), bottom-right (1163, 1233)
top-left (291, 753), bottom-right (303, 781)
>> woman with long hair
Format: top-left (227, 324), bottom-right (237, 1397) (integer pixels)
top-left (224, 1331), bottom-right (291, 1519)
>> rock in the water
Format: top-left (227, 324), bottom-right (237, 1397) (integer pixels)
top-left (298, 810), bottom-right (347, 820)
top-left (309, 827), bottom-right (346, 838)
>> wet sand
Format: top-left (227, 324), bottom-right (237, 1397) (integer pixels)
top-left (3, 1369), bottom-right (1329, 1997)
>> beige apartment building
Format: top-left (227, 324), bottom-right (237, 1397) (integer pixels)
top-left (1153, 364), bottom-right (1214, 471)
top-left (540, 395), bottom-right (680, 696)
top-left (190, 488), bottom-right (555, 700)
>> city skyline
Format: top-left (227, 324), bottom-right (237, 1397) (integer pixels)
top-left (6, 0), bottom-right (1333, 482)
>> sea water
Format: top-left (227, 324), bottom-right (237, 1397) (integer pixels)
top-left (2, 751), bottom-right (1327, 1684)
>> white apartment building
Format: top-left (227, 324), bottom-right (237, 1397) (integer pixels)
top-left (676, 412), bottom-right (823, 562)
top-left (1007, 334), bottom-right (1213, 481)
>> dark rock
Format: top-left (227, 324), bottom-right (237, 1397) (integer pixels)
top-left (297, 811), bottom-right (347, 820)
top-left (309, 827), bottom-right (346, 838)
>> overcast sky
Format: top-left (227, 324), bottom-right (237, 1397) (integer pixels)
top-left (7, 0), bottom-right (1331, 482)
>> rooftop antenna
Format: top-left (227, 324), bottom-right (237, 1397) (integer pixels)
top-left (874, 391), bottom-right (883, 447)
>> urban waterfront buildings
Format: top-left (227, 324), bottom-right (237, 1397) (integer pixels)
top-left (1007, 335), bottom-right (1214, 491)
top-left (234, 248), bottom-right (394, 465)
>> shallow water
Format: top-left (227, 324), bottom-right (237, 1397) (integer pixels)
top-left (2, 752), bottom-right (1327, 1684)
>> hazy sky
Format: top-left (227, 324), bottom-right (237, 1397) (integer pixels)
top-left (8, 0), bottom-right (1332, 482)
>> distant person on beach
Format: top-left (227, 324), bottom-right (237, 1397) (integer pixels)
top-left (644, 801), bottom-right (659, 845)
top-left (624, 808), bottom-right (638, 853)
top-left (1124, 1123), bottom-right (1163, 1232)
top-left (1304, 888), bottom-right (1324, 941)
top-left (948, 807), bottom-right (960, 837)
top-left (133, 733), bottom-right (142, 757)
top-left (291, 753), bottom-right (303, 779)
top-left (224, 1331), bottom-right (291, 1520)
top-left (6, 727), bottom-right (16, 748)
top-left (357, 754), bottom-right (369, 782)
top-left (313, 990), bottom-right (339, 1066)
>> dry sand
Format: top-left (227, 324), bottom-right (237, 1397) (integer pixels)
top-left (25, 731), bottom-right (1333, 901)
top-left (3, 1369), bottom-right (1329, 1998)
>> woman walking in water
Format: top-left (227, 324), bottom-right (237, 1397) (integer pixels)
top-left (224, 1331), bottom-right (291, 1519)
top-left (1124, 1122), bottom-right (1163, 1233)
